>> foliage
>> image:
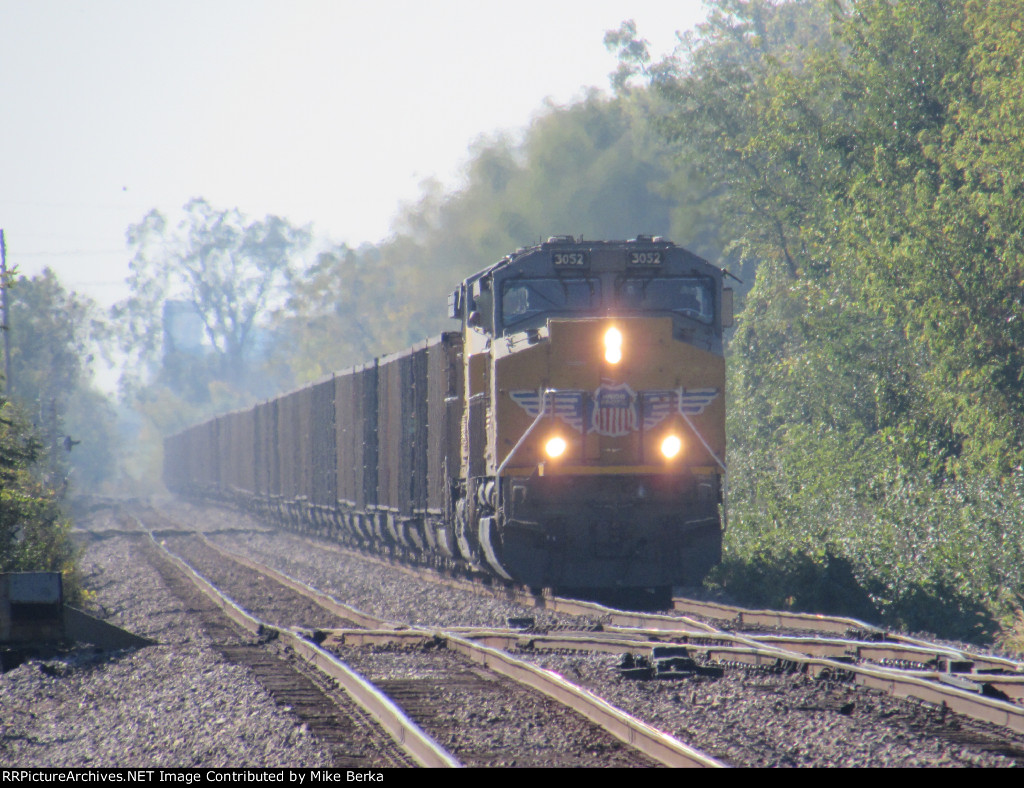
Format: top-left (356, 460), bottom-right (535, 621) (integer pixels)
top-left (721, 444), bottom-right (1024, 638)
top-left (2, 268), bottom-right (117, 491)
top-left (6, 269), bottom-right (91, 414)
top-left (0, 399), bottom-right (81, 601)
top-left (62, 387), bottom-right (120, 491)
top-left (92, 0), bottom-right (1024, 641)
top-left (610, 0), bottom-right (1024, 639)
top-left (278, 92), bottom-right (719, 386)
top-left (105, 200), bottom-right (313, 492)
top-left (272, 243), bottom-right (432, 384)
top-left (997, 606), bottom-right (1024, 658)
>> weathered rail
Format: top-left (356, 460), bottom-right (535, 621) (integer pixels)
top-left (136, 522), bottom-right (459, 768)
top-left (189, 534), bottom-right (724, 763)
top-left (235, 522), bottom-right (1024, 735)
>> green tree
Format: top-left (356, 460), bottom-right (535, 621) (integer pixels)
top-left (2, 268), bottom-right (116, 489)
top-left (843, 0), bottom-right (1024, 473)
top-left (607, 1), bottom-right (835, 281)
top-left (6, 269), bottom-right (90, 418)
top-left (113, 198), bottom-right (312, 399)
top-left (608, 0), bottom-right (1024, 635)
top-left (273, 243), bottom-right (420, 384)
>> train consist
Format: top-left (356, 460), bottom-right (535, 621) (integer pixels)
top-left (164, 237), bottom-right (733, 597)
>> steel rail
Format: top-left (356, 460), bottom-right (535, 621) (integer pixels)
top-left (482, 626), bottom-right (1024, 732)
top-left (140, 527), bottom-right (460, 768)
top-left (194, 533), bottom-right (397, 630)
top-left (159, 526), bottom-right (727, 767)
top-left (425, 592), bottom-right (1024, 734)
top-left (673, 597), bottom-right (877, 634)
top-left (357, 625), bottom-right (1021, 692)
top-left (440, 631), bottom-right (726, 768)
top-left (672, 596), bottom-right (1024, 673)
top-left (549, 600), bottom-right (1024, 732)
top-left (454, 628), bottom-right (1024, 703)
top-left (152, 515), bottom-right (1024, 738)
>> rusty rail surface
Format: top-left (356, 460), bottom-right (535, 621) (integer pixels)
top-left (440, 632), bottom-right (724, 768)
top-left (335, 551), bottom-right (1024, 734)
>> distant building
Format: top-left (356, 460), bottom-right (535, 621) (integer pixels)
top-left (162, 300), bottom-right (204, 356)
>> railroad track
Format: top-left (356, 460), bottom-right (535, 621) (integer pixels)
top-left (173, 508), bottom-right (1024, 705)
top-left (269, 523), bottom-right (1024, 716)
top-left (133, 529), bottom-right (424, 767)
top-left (670, 596), bottom-right (1024, 674)
top-left (133, 501), bottom-right (1024, 765)
top-left (131, 511), bottom-right (722, 768)
top-left (289, 525), bottom-right (1024, 728)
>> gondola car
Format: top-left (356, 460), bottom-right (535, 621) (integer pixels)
top-left (164, 236), bottom-right (733, 598)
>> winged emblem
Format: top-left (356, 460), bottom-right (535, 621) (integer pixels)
top-left (511, 386), bottom-right (719, 436)
top-left (642, 388), bottom-right (720, 430)
top-left (509, 390), bottom-right (587, 432)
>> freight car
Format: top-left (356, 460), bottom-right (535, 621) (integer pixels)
top-left (164, 236), bottom-right (733, 599)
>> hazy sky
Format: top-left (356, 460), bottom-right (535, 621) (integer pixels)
top-left (2, 1), bottom-right (708, 307)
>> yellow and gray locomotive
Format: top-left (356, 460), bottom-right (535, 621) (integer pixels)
top-left (164, 237), bottom-right (732, 597)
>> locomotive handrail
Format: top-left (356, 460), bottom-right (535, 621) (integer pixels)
top-left (676, 397), bottom-right (729, 532)
top-left (166, 238), bottom-right (729, 597)
top-left (676, 396), bottom-right (727, 474)
top-left (495, 386), bottom-right (557, 478)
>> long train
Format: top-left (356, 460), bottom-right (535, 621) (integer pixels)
top-left (164, 236), bottom-right (732, 597)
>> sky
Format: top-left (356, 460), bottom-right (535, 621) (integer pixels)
top-left (1, 1), bottom-right (709, 309)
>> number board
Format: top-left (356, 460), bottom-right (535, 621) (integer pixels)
top-left (552, 251), bottom-right (588, 267)
top-left (628, 250), bottom-right (663, 267)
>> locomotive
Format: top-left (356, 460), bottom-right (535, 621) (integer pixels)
top-left (164, 236), bottom-right (732, 598)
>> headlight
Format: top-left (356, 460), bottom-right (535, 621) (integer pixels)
top-left (660, 435), bottom-right (682, 460)
top-left (544, 436), bottom-right (567, 459)
top-left (604, 326), bottom-right (623, 364)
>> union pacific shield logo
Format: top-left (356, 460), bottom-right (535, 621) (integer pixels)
top-left (591, 382), bottom-right (637, 437)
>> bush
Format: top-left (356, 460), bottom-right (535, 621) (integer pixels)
top-left (721, 454), bottom-right (1024, 642)
top-left (0, 400), bottom-right (82, 602)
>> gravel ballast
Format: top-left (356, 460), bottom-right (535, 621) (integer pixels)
top-left (1, 510), bottom-right (334, 767)
top-left (522, 651), bottom-right (1023, 767)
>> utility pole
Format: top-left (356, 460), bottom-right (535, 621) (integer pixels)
top-left (0, 229), bottom-right (10, 392)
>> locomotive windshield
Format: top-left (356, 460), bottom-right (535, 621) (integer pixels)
top-left (616, 276), bottom-right (714, 323)
top-left (501, 277), bottom-right (601, 328)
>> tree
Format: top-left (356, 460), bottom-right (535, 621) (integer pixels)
top-left (278, 93), bottom-right (714, 387)
top-left (1, 268), bottom-right (116, 489)
top-left (273, 243), bottom-right (416, 384)
top-left (851, 0), bottom-right (1024, 473)
top-left (6, 269), bottom-right (91, 418)
top-left (606, 0), bottom-right (1024, 635)
top-left (113, 198), bottom-right (312, 399)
